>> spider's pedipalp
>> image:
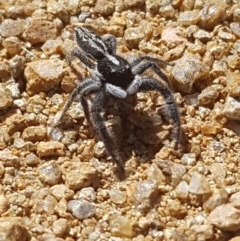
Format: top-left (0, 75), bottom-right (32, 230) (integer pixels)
top-left (103, 35), bottom-right (117, 55)
top-left (66, 48), bottom-right (96, 69)
top-left (139, 77), bottom-right (181, 149)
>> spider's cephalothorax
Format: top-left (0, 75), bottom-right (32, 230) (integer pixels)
top-left (51, 27), bottom-right (181, 175)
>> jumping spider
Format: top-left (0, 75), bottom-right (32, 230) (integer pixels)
top-left (51, 27), bottom-right (181, 174)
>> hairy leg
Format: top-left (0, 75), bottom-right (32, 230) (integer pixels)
top-left (66, 48), bottom-right (96, 69)
top-left (139, 78), bottom-right (181, 149)
top-left (91, 90), bottom-right (125, 175)
top-left (103, 35), bottom-right (117, 55)
top-left (50, 77), bottom-right (101, 133)
top-left (131, 56), bottom-right (172, 86)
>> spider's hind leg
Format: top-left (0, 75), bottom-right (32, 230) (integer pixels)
top-left (91, 90), bottom-right (125, 177)
top-left (139, 77), bottom-right (181, 149)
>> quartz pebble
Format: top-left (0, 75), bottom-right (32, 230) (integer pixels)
top-left (146, 163), bottom-right (166, 184)
top-left (188, 224), bottom-right (214, 241)
top-left (124, 27), bottom-right (145, 49)
top-left (109, 187), bottom-right (126, 204)
top-left (50, 184), bottom-right (74, 201)
top-left (198, 84), bottom-right (223, 105)
top-left (222, 96), bottom-right (240, 120)
top-left (94, 0), bottom-right (115, 15)
top-left (189, 172), bottom-right (211, 195)
top-left (178, 10), bottom-right (200, 26)
top-left (200, 0), bottom-right (227, 30)
top-left (43, 194), bottom-right (58, 214)
top-left (41, 39), bottom-right (63, 55)
top-left (181, 153), bottom-right (197, 166)
top-left (226, 71), bottom-right (240, 98)
top-left (2, 36), bottom-right (22, 56)
top-left (67, 200), bottom-right (96, 220)
top-left (134, 180), bottom-right (158, 211)
top-left (175, 181), bottom-right (189, 199)
top-left (0, 127), bottom-right (10, 150)
top-left (78, 187), bottom-right (96, 202)
top-left (39, 162), bottom-right (62, 186)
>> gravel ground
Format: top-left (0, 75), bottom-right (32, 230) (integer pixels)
top-left (0, 0), bottom-right (240, 241)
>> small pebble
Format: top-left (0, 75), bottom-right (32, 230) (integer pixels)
top-left (0, 85), bottom-right (13, 110)
top-left (67, 200), bottom-right (96, 220)
top-left (109, 187), bottom-right (126, 204)
top-left (39, 162), bottom-right (62, 186)
top-left (189, 172), bottom-right (211, 195)
top-left (52, 218), bottom-right (69, 237)
top-left (109, 214), bottom-right (133, 238)
top-left (36, 141), bottom-right (65, 157)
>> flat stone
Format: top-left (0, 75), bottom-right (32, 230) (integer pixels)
top-left (171, 53), bottom-right (209, 93)
top-left (24, 18), bottom-right (58, 44)
top-left (208, 204), bottom-right (240, 231)
top-left (22, 126), bottom-right (47, 141)
top-left (94, 0), bottom-right (115, 15)
top-left (36, 141), bottom-right (65, 157)
top-left (24, 59), bottom-right (63, 95)
top-left (61, 160), bottom-right (98, 191)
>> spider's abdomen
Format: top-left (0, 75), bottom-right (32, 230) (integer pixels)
top-left (98, 56), bottom-right (134, 90)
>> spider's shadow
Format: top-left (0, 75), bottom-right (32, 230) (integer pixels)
top-left (108, 97), bottom-right (171, 171)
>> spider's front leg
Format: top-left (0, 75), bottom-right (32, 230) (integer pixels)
top-left (131, 56), bottom-right (173, 86)
top-left (103, 35), bottom-right (117, 55)
top-left (50, 77), bottom-right (101, 136)
top-left (91, 90), bottom-right (125, 176)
